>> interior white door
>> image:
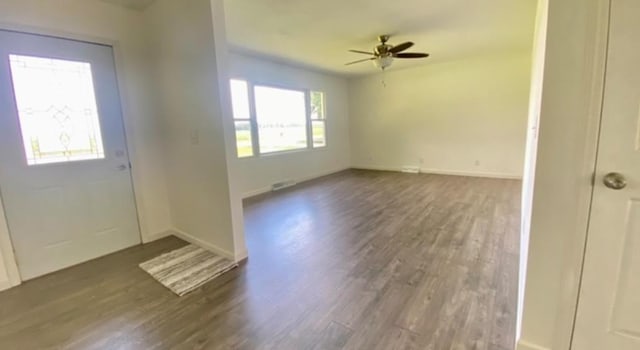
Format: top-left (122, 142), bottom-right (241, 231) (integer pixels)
top-left (573, 0), bottom-right (640, 349)
top-left (0, 31), bottom-right (141, 280)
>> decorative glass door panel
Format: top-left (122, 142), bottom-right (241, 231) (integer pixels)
top-left (9, 55), bottom-right (105, 165)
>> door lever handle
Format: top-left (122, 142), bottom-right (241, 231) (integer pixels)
top-left (117, 164), bottom-right (128, 171)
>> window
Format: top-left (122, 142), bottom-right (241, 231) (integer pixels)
top-left (230, 79), bottom-right (254, 158)
top-left (254, 86), bottom-right (307, 154)
top-left (310, 91), bottom-right (326, 148)
top-left (230, 79), bottom-right (327, 157)
top-left (9, 55), bottom-right (105, 165)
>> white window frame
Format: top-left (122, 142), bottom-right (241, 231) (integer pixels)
top-left (230, 79), bottom-right (328, 158)
top-left (309, 90), bottom-right (327, 149)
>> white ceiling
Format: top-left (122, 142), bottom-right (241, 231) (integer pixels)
top-left (100, 0), bottom-right (156, 11)
top-left (224, 0), bottom-right (537, 76)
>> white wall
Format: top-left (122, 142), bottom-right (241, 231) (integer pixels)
top-left (518, 0), bottom-right (609, 349)
top-left (348, 51), bottom-right (532, 178)
top-left (143, 0), bottom-right (240, 259)
top-left (209, 0), bottom-right (248, 261)
top-left (0, 0), bottom-right (172, 290)
top-left (227, 53), bottom-right (351, 197)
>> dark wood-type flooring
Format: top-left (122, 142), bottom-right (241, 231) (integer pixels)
top-left (0, 170), bottom-right (521, 349)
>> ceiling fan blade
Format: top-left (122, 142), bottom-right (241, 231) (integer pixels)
top-left (389, 41), bottom-right (414, 54)
top-left (394, 52), bottom-right (430, 58)
top-left (349, 49), bottom-right (375, 55)
top-left (345, 57), bottom-right (376, 66)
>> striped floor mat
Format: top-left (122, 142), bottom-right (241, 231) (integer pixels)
top-left (139, 244), bottom-right (238, 296)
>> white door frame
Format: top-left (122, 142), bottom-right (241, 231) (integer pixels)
top-left (0, 23), bottom-right (145, 288)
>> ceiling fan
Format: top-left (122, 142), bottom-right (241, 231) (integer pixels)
top-left (345, 35), bottom-right (430, 70)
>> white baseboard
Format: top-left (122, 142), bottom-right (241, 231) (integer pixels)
top-left (242, 186), bottom-right (272, 199)
top-left (352, 165), bottom-right (522, 180)
top-left (235, 249), bottom-right (249, 263)
top-left (0, 279), bottom-right (13, 292)
top-left (141, 229), bottom-right (174, 244)
top-left (242, 166), bottom-right (521, 199)
top-left (170, 228), bottom-right (235, 261)
top-left (420, 167), bottom-right (523, 180)
top-left (517, 340), bottom-right (551, 350)
top-left (299, 167), bottom-right (351, 183)
top-left (241, 167), bottom-right (350, 199)
top-left (351, 165), bottom-right (403, 173)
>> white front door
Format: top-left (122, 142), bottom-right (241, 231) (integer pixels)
top-left (573, 0), bottom-right (640, 349)
top-left (0, 31), bottom-right (141, 280)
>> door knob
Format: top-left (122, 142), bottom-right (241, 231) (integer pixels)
top-left (603, 172), bottom-right (627, 190)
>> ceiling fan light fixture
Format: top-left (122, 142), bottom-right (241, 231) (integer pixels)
top-left (373, 55), bottom-right (394, 70)
top-left (346, 35), bottom-right (429, 70)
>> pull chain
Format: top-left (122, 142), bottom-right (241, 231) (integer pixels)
top-left (381, 68), bottom-right (387, 88)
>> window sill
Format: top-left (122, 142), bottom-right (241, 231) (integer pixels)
top-left (235, 146), bottom-right (328, 160)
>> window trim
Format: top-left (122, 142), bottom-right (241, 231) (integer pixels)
top-left (309, 90), bottom-right (328, 149)
top-left (230, 78), bottom-right (328, 159)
